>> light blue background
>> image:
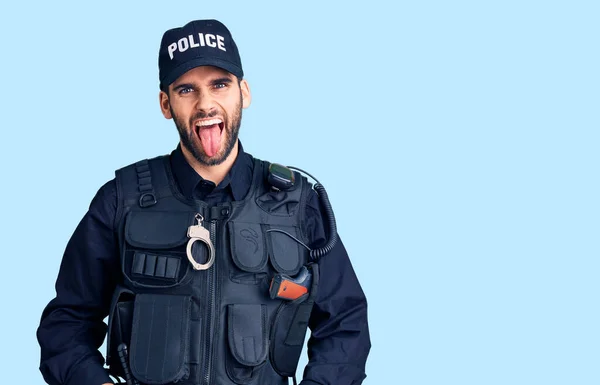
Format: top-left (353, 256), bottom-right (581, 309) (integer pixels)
top-left (0, 1), bottom-right (598, 384)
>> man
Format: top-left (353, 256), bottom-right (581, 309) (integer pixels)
top-left (37, 19), bottom-right (370, 385)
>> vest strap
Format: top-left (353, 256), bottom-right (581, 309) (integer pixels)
top-left (135, 160), bottom-right (157, 207)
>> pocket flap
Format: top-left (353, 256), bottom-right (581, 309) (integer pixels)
top-left (125, 211), bottom-right (193, 249)
top-left (267, 225), bottom-right (304, 275)
top-left (227, 304), bottom-right (268, 366)
top-left (228, 222), bottom-right (268, 272)
top-left (130, 294), bottom-right (191, 384)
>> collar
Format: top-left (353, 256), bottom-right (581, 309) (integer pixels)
top-left (169, 141), bottom-right (254, 201)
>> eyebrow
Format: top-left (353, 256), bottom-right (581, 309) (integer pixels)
top-left (210, 77), bottom-right (233, 86)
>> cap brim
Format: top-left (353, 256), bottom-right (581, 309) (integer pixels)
top-left (160, 58), bottom-right (244, 88)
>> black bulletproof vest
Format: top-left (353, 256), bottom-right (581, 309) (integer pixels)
top-left (105, 155), bottom-right (320, 385)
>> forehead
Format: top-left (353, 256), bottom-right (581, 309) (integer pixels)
top-left (172, 65), bottom-right (233, 86)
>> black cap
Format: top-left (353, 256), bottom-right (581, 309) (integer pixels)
top-left (158, 19), bottom-right (243, 89)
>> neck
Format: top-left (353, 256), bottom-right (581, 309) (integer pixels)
top-left (181, 141), bottom-right (239, 186)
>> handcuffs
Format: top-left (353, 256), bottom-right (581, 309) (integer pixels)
top-left (186, 214), bottom-right (215, 270)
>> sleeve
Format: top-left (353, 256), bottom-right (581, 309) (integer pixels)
top-left (300, 190), bottom-right (371, 385)
top-left (36, 180), bottom-right (120, 385)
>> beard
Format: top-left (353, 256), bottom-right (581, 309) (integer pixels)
top-left (171, 95), bottom-right (243, 166)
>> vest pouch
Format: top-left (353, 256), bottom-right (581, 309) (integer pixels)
top-left (106, 286), bottom-right (135, 379)
top-left (129, 294), bottom-right (192, 384)
top-left (124, 210), bottom-right (195, 287)
top-left (226, 304), bottom-right (268, 384)
top-left (266, 225), bottom-right (304, 276)
top-left (270, 264), bottom-right (320, 377)
top-left (227, 221), bottom-right (269, 285)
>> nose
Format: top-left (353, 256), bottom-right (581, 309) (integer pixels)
top-left (195, 89), bottom-right (218, 117)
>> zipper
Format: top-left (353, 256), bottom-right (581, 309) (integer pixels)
top-left (203, 218), bottom-right (218, 385)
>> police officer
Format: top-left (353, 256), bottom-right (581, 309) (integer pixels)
top-left (37, 19), bottom-right (370, 385)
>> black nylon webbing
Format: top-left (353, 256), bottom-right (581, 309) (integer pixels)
top-left (135, 160), bottom-right (157, 207)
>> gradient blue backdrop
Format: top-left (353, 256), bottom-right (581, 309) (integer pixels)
top-left (0, 1), bottom-right (598, 384)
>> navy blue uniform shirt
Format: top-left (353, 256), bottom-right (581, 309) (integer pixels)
top-left (37, 142), bottom-right (371, 385)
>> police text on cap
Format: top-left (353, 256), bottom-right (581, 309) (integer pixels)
top-left (168, 33), bottom-right (227, 59)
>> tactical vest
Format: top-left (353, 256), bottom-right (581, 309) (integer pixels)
top-left (105, 155), bottom-right (320, 385)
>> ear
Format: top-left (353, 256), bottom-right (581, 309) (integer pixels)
top-left (240, 79), bottom-right (252, 109)
top-left (159, 90), bottom-right (172, 119)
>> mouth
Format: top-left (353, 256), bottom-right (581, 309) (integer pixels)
top-left (195, 118), bottom-right (224, 130)
top-left (194, 118), bottom-right (224, 157)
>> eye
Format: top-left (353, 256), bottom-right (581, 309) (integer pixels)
top-left (213, 82), bottom-right (227, 89)
top-left (178, 86), bottom-right (194, 95)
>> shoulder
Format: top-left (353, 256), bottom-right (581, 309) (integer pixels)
top-left (91, 178), bottom-right (117, 207)
top-left (113, 154), bottom-right (171, 197)
top-left (86, 178), bottom-right (118, 231)
top-left (114, 154), bottom-right (170, 174)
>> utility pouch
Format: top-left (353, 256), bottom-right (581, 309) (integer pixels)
top-left (270, 263), bottom-right (320, 377)
top-left (227, 221), bottom-right (270, 286)
top-left (123, 210), bottom-right (195, 288)
top-left (228, 222), bottom-right (268, 273)
top-left (225, 304), bottom-right (268, 384)
top-left (106, 286), bottom-right (135, 379)
top-left (266, 225), bottom-right (304, 276)
top-left (129, 294), bottom-right (192, 384)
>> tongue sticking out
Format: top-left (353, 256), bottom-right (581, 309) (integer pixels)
top-left (199, 124), bottom-right (222, 157)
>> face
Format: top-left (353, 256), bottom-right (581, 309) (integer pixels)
top-left (159, 66), bottom-right (251, 166)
